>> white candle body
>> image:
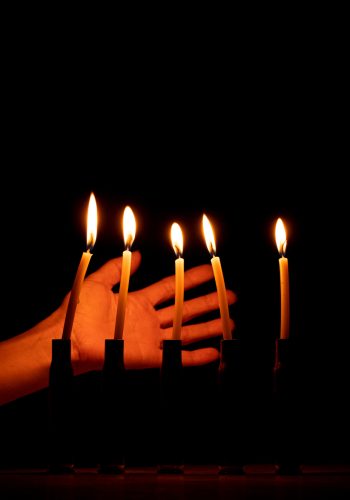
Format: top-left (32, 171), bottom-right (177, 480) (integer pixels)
top-left (114, 249), bottom-right (132, 340)
top-left (211, 256), bottom-right (232, 340)
top-left (62, 251), bottom-right (92, 340)
top-left (172, 257), bottom-right (184, 340)
top-left (279, 256), bottom-right (290, 339)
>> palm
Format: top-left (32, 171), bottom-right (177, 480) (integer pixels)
top-left (67, 252), bottom-right (236, 373)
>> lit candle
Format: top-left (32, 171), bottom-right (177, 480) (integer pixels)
top-left (275, 217), bottom-right (290, 340)
top-left (62, 193), bottom-right (98, 340)
top-left (170, 223), bottom-right (184, 340)
top-left (202, 214), bottom-right (232, 340)
top-left (114, 206), bottom-right (136, 340)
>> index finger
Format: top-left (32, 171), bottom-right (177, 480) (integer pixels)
top-left (143, 264), bottom-right (214, 306)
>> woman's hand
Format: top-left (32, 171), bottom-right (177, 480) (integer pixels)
top-left (0, 251), bottom-right (236, 405)
top-left (67, 251), bottom-right (236, 372)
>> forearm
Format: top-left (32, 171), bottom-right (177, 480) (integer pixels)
top-left (0, 310), bottom-right (64, 405)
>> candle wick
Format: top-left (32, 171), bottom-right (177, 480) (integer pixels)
top-left (282, 241), bottom-right (287, 256)
top-left (174, 244), bottom-right (182, 259)
top-left (125, 233), bottom-right (134, 250)
top-left (209, 243), bottom-right (216, 258)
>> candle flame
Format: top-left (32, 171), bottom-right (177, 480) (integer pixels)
top-left (123, 206), bottom-right (136, 249)
top-left (202, 214), bottom-right (216, 256)
top-left (87, 192), bottom-right (98, 251)
top-left (171, 222), bottom-right (183, 257)
top-left (275, 218), bottom-right (287, 256)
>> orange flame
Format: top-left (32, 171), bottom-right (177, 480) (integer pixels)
top-left (171, 222), bottom-right (183, 257)
top-left (275, 218), bottom-right (287, 256)
top-left (202, 214), bottom-right (216, 255)
top-left (86, 193), bottom-right (97, 251)
top-left (123, 206), bottom-right (136, 249)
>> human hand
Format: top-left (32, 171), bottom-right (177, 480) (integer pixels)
top-left (59, 251), bottom-right (236, 374)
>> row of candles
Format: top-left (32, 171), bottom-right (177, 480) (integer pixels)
top-left (62, 193), bottom-right (290, 343)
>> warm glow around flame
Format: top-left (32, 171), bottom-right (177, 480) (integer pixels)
top-left (87, 192), bottom-right (97, 250)
top-left (275, 218), bottom-right (287, 256)
top-left (123, 206), bottom-right (136, 249)
top-left (202, 214), bottom-right (216, 255)
top-left (171, 222), bottom-right (183, 257)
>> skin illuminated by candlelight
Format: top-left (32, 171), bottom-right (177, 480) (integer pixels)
top-left (0, 252), bottom-right (236, 405)
top-left (114, 206), bottom-right (136, 340)
top-left (275, 218), bottom-right (290, 340)
top-left (171, 223), bottom-right (184, 340)
top-left (202, 214), bottom-right (233, 340)
top-left (62, 193), bottom-right (97, 340)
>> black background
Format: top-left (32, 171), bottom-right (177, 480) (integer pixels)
top-left (0, 18), bottom-right (348, 468)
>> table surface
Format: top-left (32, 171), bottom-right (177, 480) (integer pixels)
top-left (1, 466), bottom-right (350, 500)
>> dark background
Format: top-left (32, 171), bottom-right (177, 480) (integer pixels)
top-left (0, 17), bottom-right (348, 468)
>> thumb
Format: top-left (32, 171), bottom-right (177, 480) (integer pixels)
top-left (86, 250), bottom-right (141, 289)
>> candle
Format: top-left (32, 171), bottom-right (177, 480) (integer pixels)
top-left (170, 223), bottom-right (184, 340)
top-left (275, 217), bottom-right (290, 340)
top-left (114, 206), bottom-right (136, 340)
top-left (202, 214), bottom-right (232, 340)
top-left (62, 193), bottom-right (98, 340)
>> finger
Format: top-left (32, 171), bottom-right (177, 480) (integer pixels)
top-left (86, 251), bottom-right (141, 288)
top-left (182, 347), bottom-right (219, 367)
top-left (162, 318), bottom-right (234, 345)
top-left (157, 290), bottom-right (237, 327)
top-left (142, 264), bottom-right (214, 306)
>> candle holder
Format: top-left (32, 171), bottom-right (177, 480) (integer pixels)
top-left (218, 339), bottom-right (245, 475)
top-left (48, 339), bottom-right (74, 474)
top-left (273, 338), bottom-right (301, 475)
top-left (98, 339), bottom-right (126, 474)
top-left (158, 340), bottom-right (184, 474)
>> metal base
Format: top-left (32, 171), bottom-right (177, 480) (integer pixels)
top-left (218, 340), bottom-right (245, 471)
top-left (274, 338), bottom-right (301, 475)
top-left (48, 339), bottom-right (74, 471)
top-left (158, 340), bottom-right (184, 470)
top-left (99, 339), bottom-right (126, 470)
